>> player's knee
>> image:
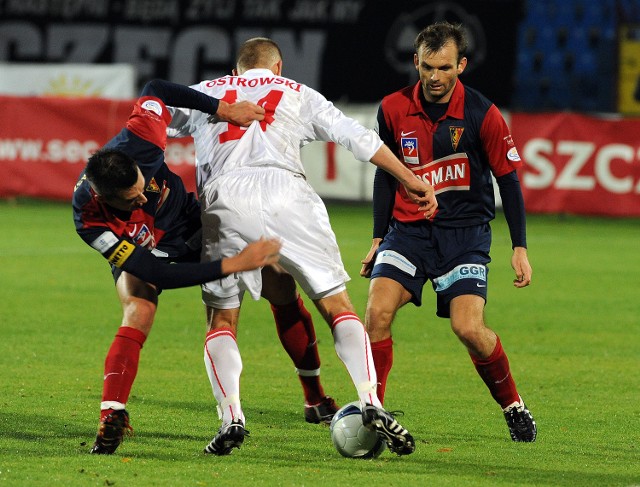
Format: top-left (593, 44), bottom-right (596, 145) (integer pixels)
top-left (121, 299), bottom-right (156, 331)
top-left (365, 302), bottom-right (395, 330)
top-left (451, 319), bottom-right (486, 346)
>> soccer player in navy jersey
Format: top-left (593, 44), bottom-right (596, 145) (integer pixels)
top-left (360, 22), bottom-right (537, 442)
top-left (72, 79), bottom-right (282, 454)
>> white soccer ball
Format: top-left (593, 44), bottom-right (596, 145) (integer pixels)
top-left (329, 401), bottom-right (387, 459)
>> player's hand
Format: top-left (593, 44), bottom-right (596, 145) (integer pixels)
top-left (221, 238), bottom-right (281, 274)
top-left (214, 100), bottom-right (265, 127)
top-left (511, 246), bottom-right (532, 288)
top-left (360, 238), bottom-right (382, 277)
top-left (402, 179), bottom-right (438, 219)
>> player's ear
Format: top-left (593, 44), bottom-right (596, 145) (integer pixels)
top-left (271, 60), bottom-right (282, 76)
top-left (457, 57), bottom-right (467, 74)
top-left (414, 53), bottom-right (419, 71)
top-left (232, 68), bottom-right (238, 76)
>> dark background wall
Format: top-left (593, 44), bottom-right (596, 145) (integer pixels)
top-left (0, 0), bottom-right (522, 106)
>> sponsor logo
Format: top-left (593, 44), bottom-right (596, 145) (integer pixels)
top-left (412, 153), bottom-right (470, 194)
top-left (401, 137), bottom-right (419, 164)
top-left (507, 147), bottom-right (521, 162)
top-left (450, 126), bottom-right (464, 151)
top-left (433, 263), bottom-right (487, 292)
top-left (374, 250), bottom-right (417, 276)
top-left (107, 241), bottom-right (134, 267)
top-left (141, 99), bottom-right (162, 116)
top-left (400, 130), bottom-right (416, 137)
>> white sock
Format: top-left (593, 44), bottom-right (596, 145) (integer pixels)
top-left (331, 312), bottom-right (381, 408)
top-left (203, 328), bottom-right (244, 425)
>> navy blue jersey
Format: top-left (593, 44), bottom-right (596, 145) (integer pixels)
top-left (375, 80), bottom-right (523, 231)
top-left (72, 89), bottom-right (223, 289)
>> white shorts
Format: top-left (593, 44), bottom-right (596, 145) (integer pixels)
top-left (200, 167), bottom-right (349, 308)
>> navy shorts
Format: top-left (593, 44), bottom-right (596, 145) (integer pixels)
top-left (370, 220), bottom-right (492, 318)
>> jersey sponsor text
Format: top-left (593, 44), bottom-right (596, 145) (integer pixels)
top-left (107, 241), bottom-right (135, 267)
top-left (411, 153), bottom-right (470, 194)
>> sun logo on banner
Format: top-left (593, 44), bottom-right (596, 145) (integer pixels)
top-left (44, 75), bottom-right (102, 97)
top-left (450, 126), bottom-right (464, 151)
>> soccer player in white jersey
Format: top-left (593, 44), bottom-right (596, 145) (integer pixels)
top-left (168, 37), bottom-right (438, 456)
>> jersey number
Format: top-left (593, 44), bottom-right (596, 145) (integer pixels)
top-left (218, 89), bottom-right (284, 143)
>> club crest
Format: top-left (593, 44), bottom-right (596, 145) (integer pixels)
top-left (450, 126), bottom-right (464, 151)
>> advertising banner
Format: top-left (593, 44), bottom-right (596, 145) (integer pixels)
top-left (5, 99), bottom-right (640, 217)
top-left (0, 96), bottom-right (196, 200)
top-left (0, 96), bottom-right (368, 201)
top-left (512, 112), bottom-right (640, 217)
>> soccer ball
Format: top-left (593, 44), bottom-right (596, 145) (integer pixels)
top-left (329, 401), bottom-right (387, 459)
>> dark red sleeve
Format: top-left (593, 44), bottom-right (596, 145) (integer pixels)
top-left (480, 104), bottom-right (523, 178)
top-left (125, 96), bottom-right (172, 150)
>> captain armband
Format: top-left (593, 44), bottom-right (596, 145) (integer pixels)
top-left (107, 241), bottom-right (135, 267)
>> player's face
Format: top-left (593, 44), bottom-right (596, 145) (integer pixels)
top-left (414, 41), bottom-right (467, 103)
top-left (102, 168), bottom-right (148, 211)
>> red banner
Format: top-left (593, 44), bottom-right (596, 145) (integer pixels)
top-left (0, 96), bottom-right (196, 201)
top-left (511, 112), bottom-right (640, 217)
top-left (3, 97), bottom-right (640, 217)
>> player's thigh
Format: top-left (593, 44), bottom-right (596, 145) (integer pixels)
top-left (260, 263), bottom-right (297, 305)
top-left (115, 271), bottom-right (158, 334)
top-left (365, 277), bottom-right (412, 333)
top-left (449, 294), bottom-right (486, 336)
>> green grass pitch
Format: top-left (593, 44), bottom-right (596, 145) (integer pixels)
top-left (0, 198), bottom-right (638, 486)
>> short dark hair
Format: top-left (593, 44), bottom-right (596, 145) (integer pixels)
top-left (85, 148), bottom-right (139, 198)
top-left (414, 22), bottom-right (468, 62)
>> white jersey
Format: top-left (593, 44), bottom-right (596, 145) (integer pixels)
top-left (168, 68), bottom-right (383, 193)
top-left (168, 68), bottom-right (385, 306)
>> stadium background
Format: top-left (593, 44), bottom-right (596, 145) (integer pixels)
top-left (1, 0), bottom-right (640, 216)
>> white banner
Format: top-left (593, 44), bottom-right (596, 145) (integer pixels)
top-left (0, 63), bottom-right (136, 99)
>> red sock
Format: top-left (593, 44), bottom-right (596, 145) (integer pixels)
top-left (470, 335), bottom-right (520, 408)
top-left (271, 296), bottom-right (325, 405)
top-left (371, 337), bottom-right (393, 405)
top-left (101, 326), bottom-right (147, 420)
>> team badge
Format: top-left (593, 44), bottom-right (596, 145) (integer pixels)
top-left (401, 137), bottom-right (419, 164)
top-left (450, 126), bottom-right (464, 151)
top-left (146, 177), bottom-right (160, 193)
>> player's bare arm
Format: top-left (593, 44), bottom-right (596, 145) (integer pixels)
top-left (221, 237), bottom-right (282, 274)
top-left (360, 238), bottom-right (383, 278)
top-left (215, 100), bottom-right (265, 127)
top-left (511, 246), bottom-right (532, 288)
